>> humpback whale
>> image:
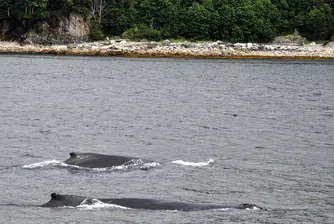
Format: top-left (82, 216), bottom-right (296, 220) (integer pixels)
top-left (64, 152), bottom-right (152, 168)
top-left (41, 193), bottom-right (264, 211)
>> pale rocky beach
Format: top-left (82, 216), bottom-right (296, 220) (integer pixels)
top-left (1, 39), bottom-right (334, 59)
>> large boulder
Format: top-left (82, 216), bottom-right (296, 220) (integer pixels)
top-left (0, 19), bottom-right (26, 41)
top-left (1, 14), bottom-right (90, 45)
top-left (272, 35), bottom-right (305, 46)
top-left (325, 41), bottom-right (334, 48)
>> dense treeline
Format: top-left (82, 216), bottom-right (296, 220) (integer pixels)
top-left (0, 0), bottom-right (333, 42)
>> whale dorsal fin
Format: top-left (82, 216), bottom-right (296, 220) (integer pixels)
top-left (69, 152), bottom-right (77, 158)
top-left (51, 193), bottom-right (58, 199)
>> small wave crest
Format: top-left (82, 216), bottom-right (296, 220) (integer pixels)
top-left (140, 162), bottom-right (160, 170)
top-left (23, 159), bottom-right (160, 171)
top-left (213, 208), bottom-right (230, 211)
top-left (22, 160), bottom-right (63, 169)
top-left (90, 161), bottom-right (160, 171)
top-left (77, 198), bottom-right (130, 210)
top-left (122, 159), bottom-right (145, 166)
top-left (246, 206), bottom-right (261, 211)
top-left (171, 159), bottom-right (214, 167)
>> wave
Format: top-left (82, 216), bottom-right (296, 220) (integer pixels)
top-left (52, 199), bottom-right (261, 212)
top-left (21, 153), bottom-right (43, 158)
top-left (22, 160), bottom-right (160, 171)
top-left (22, 160), bottom-right (64, 169)
top-left (213, 208), bottom-right (230, 211)
top-left (212, 207), bottom-right (261, 211)
top-left (77, 198), bottom-right (130, 210)
top-left (22, 158), bottom-right (212, 170)
top-left (246, 207), bottom-right (262, 210)
top-left (171, 159), bottom-right (214, 167)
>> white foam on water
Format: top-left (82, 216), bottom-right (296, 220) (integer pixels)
top-left (143, 162), bottom-right (160, 167)
top-left (171, 159), bottom-right (214, 167)
top-left (89, 159), bottom-right (160, 171)
top-left (140, 162), bottom-right (160, 169)
top-left (90, 166), bottom-right (125, 172)
top-left (213, 208), bottom-right (230, 211)
top-left (246, 206), bottom-right (261, 210)
top-left (62, 206), bottom-right (76, 209)
top-left (23, 159), bottom-right (160, 171)
top-left (77, 198), bottom-right (130, 210)
top-left (122, 159), bottom-right (144, 166)
top-left (167, 210), bottom-right (179, 213)
top-left (22, 160), bottom-right (63, 169)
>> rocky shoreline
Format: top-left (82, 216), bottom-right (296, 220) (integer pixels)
top-left (0, 40), bottom-right (334, 59)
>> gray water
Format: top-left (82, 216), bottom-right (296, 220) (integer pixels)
top-left (0, 55), bottom-right (333, 223)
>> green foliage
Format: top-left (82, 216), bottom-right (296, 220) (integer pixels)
top-left (133, 0), bottom-right (184, 38)
top-left (185, 3), bottom-right (213, 40)
top-left (1, 0), bottom-right (334, 42)
top-left (68, 0), bottom-right (90, 17)
top-left (305, 4), bottom-right (333, 40)
top-left (122, 23), bottom-right (162, 41)
top-left (89, 24), bottom-right (104, 41)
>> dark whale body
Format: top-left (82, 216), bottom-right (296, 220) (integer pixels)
top-left (41, 193), bottom-right (263, 211)
top-left (64, 152), bottom-right (152, 168)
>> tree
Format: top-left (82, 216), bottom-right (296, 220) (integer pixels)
top-left (90, 0), bottom-right (111, 24)
top-left (185, 2), bottom-right (217, 40)
top-left (24, 0), bottom-right (49, 18)
top-left (0, 0), bottom-right (11, 17)
top-left (215, 3), bottom-right (235, 40)
top-left (134, 0), bottom-right (183, 38)
top-left (305, 4), bottom-right (333, 39)
top-left (229, 0), bottom-right (278, 42)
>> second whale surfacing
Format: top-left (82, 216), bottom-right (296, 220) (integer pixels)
top-left (63, 152), bottom-right (153, 168)
top-left (41, 193), bottom-right (264, 211)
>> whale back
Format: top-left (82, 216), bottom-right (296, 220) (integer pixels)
top-left (41, 193), bottom-right (265, 211)
top-left (64, 152), bottom-right (146, 168)
top-left (41, 193), bottom-right (87, 207)
top-left (102, 198), bottom-right (228, 211)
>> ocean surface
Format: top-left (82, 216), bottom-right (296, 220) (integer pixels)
top-left (0, 55), bottom-right (333, 223)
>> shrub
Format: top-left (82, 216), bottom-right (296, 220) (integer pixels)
top-left (89, 25), bottom-right (104, 41)
top-left (122, 24), bottom-right (161, 41)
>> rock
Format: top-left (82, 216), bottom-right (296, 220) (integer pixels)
top-left (21, 38), bottom-right (33, 45)
top-left (272, 35), bottom-right (305, 46)
top-left (309, 41), bottom-right (316, 45)
top-left (101, 41), bottom-right (110, 46)
top-left (49, 39), bottom-right (64, 45)
top-left (252, 43), bottom-right (260, 50)
top-left (67, 43), bottom-right (76, 49)
top-left (181, 41), bottom-right (197, 49)
top-left (264, 45), bottom-right (275, 51)
top-left (147, 42), bottom-right (158, 49)
top-left (203, 42), bottom-right (215, 49)
top-left (233, 43), bottom-right (247, 50)
top-left (218, 44), bottom-right (226, 50)
top-left (221, 49), bottom-right (231, 55)
top-left (0, 14), bottom-right (89, 45)
top-left (325, 41), bottom-right (334, 48)
top-left (246, 43), bottom-right (253, 49)
top-left (162, 39), bottom-right (171, 46)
